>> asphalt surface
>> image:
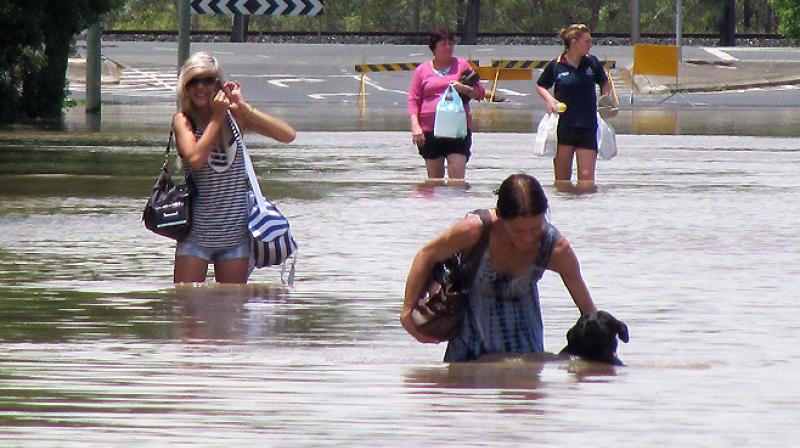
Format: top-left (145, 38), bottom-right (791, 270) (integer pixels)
top-left (70, 41), bottom-right (800, 110)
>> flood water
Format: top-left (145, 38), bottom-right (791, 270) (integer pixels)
top-left (1, 110), bottom-right (800, 445)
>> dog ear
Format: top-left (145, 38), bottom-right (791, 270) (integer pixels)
top-left (616, 320), bottom-right (630, 343)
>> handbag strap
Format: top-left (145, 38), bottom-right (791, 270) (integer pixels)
top-left (226, 111), bottom-right (268, 213)
top-left (463, 208), bottom-right (492, 288)
top-left (160, 129), bottom-right (175, 171)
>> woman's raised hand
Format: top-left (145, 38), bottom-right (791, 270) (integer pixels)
top-left (211, 89), bottom-right (230, 118)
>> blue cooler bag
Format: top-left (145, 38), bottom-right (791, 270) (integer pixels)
top-left (433, 84), bottom-right (468, 139)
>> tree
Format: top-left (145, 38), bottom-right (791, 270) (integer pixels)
top-left (0, 0), bottom-right (122, 123)
top-left (462, 0), bottom-right (481, 44)
top-left (769, 0), bottom-right (800, 39)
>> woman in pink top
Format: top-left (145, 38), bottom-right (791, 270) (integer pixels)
top-left (408, 28), bottom-right (485, 180)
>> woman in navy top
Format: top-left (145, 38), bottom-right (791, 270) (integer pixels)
top-left (536, 24), bottom-right (610, 186)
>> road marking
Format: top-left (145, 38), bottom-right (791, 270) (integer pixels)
top-left (267, 78), bottom-right (324, 87)
top-left (70, 66), bottom-right (177, 98)
top-left (703, 47), bottom-right (739, 61)
top-left (358, 75), bottom-right (406, 94)
top-left (308, 93), bottom-right (362, 100)
top-left (495, 88), bottom-right (529, 96)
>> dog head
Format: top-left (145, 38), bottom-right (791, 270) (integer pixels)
top-left (560, 310), bottom-right (629, 365)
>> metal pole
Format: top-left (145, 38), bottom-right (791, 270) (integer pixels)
top-left (630, 0), bottom-right (640, 44)
top-left (178, 0), bottom-right (191, 73)
top-left (676, 0), bottom-right (683, 61)
top-left (85, 22), bottom-right (102, 115)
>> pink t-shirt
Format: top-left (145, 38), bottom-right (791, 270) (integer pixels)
top-left (407, 58), bottom-right (485, 132)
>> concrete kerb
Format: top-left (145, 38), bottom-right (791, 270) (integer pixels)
top-left (67, 57), bottom-right (123, 84)
top-left (621, 60), bottom-right (800, 95)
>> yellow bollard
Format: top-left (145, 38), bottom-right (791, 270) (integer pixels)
top-left (490, 65), bottom-right (501, 102)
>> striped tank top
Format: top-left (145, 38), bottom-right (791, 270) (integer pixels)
top-left (182, 120), bottom-right (249, 248)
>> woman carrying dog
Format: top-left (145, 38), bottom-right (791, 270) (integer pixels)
top-left (400, 173), bottom-right (598, 362)
top-left (536, 24), bottom-right (610, 185)
top-left (172, 52), bottom-right (295, 284)
top-left (407, 27), bottom-right (485, 180)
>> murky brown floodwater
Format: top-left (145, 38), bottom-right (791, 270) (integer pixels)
top-left (1, 114), bottom-right (799, 445)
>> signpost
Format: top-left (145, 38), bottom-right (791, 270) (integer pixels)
top-left (177, 0), bottom-right (324, 85)
top-left (190, 0), bottom-right (324, 16)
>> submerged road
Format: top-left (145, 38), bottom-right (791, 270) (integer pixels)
top-left (71, 42), bottom-right (800, 110)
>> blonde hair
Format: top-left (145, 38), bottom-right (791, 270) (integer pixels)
top-left (176, 52), bottom-right (225, 113)
top-left (559, 24), bottom-right (590, 50)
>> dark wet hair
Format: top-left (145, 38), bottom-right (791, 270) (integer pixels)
top-left (428, 27), bottom-right (454, 53)
top-left (495, 174), bottom-right (549, 219)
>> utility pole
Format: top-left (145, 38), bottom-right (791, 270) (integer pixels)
top-left (178, 0), bottom-right (191, 74)
top-left (721, 0), bottom-right (736, 46)
top-left (630, 0), bottom-right (640, 44)
top-left (85, 22), bottom-right (102, 115)
top-left (676, 0), bottom-right (683, 61)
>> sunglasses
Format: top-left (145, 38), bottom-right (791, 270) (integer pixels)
top-left (186, 76), bottom-right (219, 88)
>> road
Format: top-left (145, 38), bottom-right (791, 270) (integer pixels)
top-left (71, 42), bottom-right (800, 110)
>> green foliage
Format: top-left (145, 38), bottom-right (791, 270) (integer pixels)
top-left (769, 0), bottom-right (800, 38)
top-left (99, 0), bottom-right (779, 34)
top-left (0, 0), bottom-right (123, 123)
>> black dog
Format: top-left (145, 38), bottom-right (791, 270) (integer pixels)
top-left (559, 310), bottom-right (629, 366)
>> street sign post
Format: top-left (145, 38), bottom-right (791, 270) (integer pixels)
top-left (177, 0), bottom-right (324, 87)
top-left (190, 0), bottom-right (324, 16)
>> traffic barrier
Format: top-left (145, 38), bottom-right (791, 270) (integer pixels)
top-left (631, 44), bottom-right (691, 105)
top-left (487, 59), bottom-right (617, 102)
top-left (354, 60), bottom-right (479, 111)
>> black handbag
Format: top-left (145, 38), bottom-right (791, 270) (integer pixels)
top-left (410, 209), bottom-right (492, 341)
top-left (458, 68), bottom-right (480, 103)
top-left (142, 129), bottom-right (196, 240)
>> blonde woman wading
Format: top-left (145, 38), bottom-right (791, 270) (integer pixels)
top-left (172, 52), bottom-right (295, 284)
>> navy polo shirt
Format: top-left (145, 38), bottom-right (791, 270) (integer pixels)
top-left (537, 54), bottom-right (608, 129)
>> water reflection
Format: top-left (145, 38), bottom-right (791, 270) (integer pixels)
top-left (2, 127), bottom-right (800, 445)
top-left (173, 284), bottom-right (290, 341)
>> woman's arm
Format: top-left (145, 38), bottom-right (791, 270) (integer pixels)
top-left (536, 85), bottom-right (560, 114)
top-left (242, 103), bottom-right (296, 143)
top-left (223, 81), bottom-right (295, 143)
top-left (173, 90), bottom-right (229, 170)
top-left (408, 67), bottom-right (426, 147)
top-left (409, 113), bottom-right (425, 147)
top-left (401, 214), bottom-right (484, 343)
top-left (547, 235), bottom-right (598, 315)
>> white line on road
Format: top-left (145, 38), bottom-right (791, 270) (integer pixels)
top-left (495, 88), bottom-right (530, 97)
top-left (359, 75), bottom-right (406, 94)
top-left (308, 93), bottom-right (362, 100)
top-left (268, 78), bottom-right (324, 88)
top-left (703, 47), bottom-right (739, 61)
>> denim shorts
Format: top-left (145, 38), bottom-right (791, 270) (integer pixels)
top-left (175, 240), bottom-right (251, 262)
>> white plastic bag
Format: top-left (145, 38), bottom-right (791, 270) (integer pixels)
top-left (596, 114), bottom-right (618, 160)
top-left (533, 113), bottom-right (559, 157)
top-left (433, 84), bottom-right (468, 139)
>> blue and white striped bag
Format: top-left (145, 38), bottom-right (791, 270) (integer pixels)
top-left (228, 113), bottom-right (297, 280)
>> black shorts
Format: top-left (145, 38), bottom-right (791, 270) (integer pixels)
top-left (557, 125), bottom-right (597, 151)
top-left (418, 130), bottom-right (472, 161)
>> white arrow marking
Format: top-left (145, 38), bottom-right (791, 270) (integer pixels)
top-left (268, 78), bottom-right (324, 87)
top-left (253, 0), bottom-right (268, 15)
top-left (356, 75), bottom-right (406, 94)
top-left (308, 93), bottom-right (362, 100)
top-left (307, 0), bottom-right (323, 16)
top-left (234, 0), bottom-right (248, 14)
top-left (287, 0), bottom-right (303, 16)
top-left (273, 0), bottom-right (288, 15)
